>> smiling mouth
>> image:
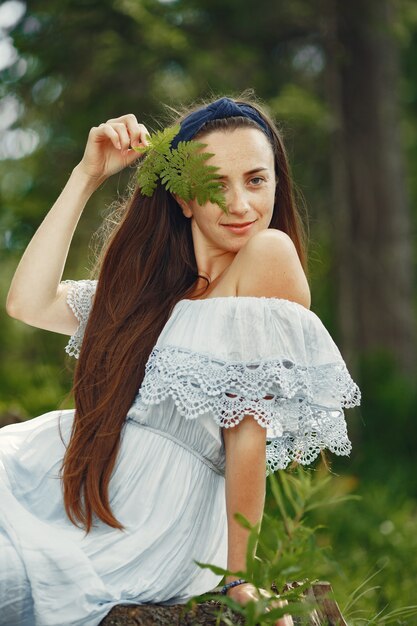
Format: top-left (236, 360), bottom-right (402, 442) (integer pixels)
top-left (222, 221), bottom-right (255, 227)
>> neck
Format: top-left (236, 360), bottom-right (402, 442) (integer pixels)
top-left (194, 249), bottom-right (236, 288)
top-left (190, 220), bottom-right (236, 282)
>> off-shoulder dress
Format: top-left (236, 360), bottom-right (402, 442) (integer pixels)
top-left (0, 279), bottom-right (361, 626)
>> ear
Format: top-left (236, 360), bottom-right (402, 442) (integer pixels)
top-left (173, 194), bottom-right (193, 218)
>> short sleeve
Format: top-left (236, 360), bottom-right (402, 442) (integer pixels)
top-left (131, 297), bottom-right (362, 474)
top-left (61, 279), bottom-right (98, 359)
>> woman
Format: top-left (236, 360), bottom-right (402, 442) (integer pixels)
top-left (2, 95), bottom-right (361, 626)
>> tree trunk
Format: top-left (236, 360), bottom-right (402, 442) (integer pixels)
top-left (323, 0), bottom-right (416, 379)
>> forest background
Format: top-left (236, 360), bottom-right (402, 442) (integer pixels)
top-left (1, 0), bottom-right (416, 621)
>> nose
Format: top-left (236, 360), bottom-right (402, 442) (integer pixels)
top-left (225, 185), bottom-right (251, 215)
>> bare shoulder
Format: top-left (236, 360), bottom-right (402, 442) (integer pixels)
top-left (240, 228), bottom-right (295, 257)
top-left (234, 229), bottom-right (311, 308)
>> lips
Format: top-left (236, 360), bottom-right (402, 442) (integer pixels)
top-left (222, 221), bottom-right (254, 227)
top-left (222, 222), bottom-right (253, 228)
top-left (221, 220), bottom-right (256, 235)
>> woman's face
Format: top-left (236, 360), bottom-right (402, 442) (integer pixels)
top-left (177, 126), bottom-right (277, 254)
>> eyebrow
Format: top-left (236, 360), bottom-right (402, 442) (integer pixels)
top-left (217, 167), bottom-right (270, 179)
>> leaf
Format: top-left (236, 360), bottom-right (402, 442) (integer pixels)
top-left (193, 560), bottom-right (231, 576)
top-left (193, 559), bottom-right (248, 584)
top-left (135, 125), bottom-right (228, 211)
top-left (233, 511), bottom-right (254, 531)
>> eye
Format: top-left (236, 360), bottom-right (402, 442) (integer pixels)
top-left (249, 176), bottom-right (265, 186)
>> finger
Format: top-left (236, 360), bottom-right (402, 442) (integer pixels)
top-left (269, 599), bottom-right (294, 626)
top-left (106, 122), bottom-right (131, 151)
top-left (106, 113), bottom-right (140, 125)
top-left (107, 114), bottom-right (150, 148)
top-left (136, 125), bottom-right (150, 147)
top-left (92, 124), bottom-right (122, 150)
top-left (270, 598), bottom-right (287, 607)
top-left (122, 145), bottom-right (145, 167)
top-left (123, 116), bottom-right (150, 148)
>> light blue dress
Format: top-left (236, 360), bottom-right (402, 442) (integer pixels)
top-left (0, 280), bottom-right (361, 626)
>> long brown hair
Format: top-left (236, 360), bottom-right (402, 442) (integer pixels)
top-left (61, 92), bottom-right (310, 532)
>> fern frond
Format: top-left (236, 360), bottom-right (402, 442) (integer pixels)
top-left (135, 126), bottom-right (227, 212)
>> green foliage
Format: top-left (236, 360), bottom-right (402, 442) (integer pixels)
top-left (188, 467), bottom-right (417, 625)
top-left (135, 125), bottom-right (173, 196)
top-left (135, 124), bottom-right (227, 211)
top-left (270, 84), bottom-right (330, 130)
top-left (310, 473), bottom-right (417, 624)
top-left (354, 349), bottom-right (417, 489)
top-left (187, 467), bottom-right (357, 624)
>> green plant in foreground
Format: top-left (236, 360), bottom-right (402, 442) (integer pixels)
top-left (183, 467), bottom-right (358, 625)
top-left (183, 466), bottom-right (417, 625)
top-left (134, 124), bottom-right (228, 212)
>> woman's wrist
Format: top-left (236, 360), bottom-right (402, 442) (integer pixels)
top-left (72, 163), bottom-right (107, 195)
top-left (221, 578), bottom-right (248, 595)
top-left (225, 574), bottom-right (245, 584)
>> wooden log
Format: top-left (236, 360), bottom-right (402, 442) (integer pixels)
top-left (100, 581), bottom-right (348, 625)
top-left (311, 582), bottom-right (348, 626)
top-left (100, 597), bottom-right (245, 625)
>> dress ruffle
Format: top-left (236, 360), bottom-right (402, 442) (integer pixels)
top-left (63, 283), bottom-right (361, 473)
top-left (133, 344), bottom-right (359, 472)
top-left (132, 296), bottom-right (360, 472)
top-left (62, 279), bottom-right (97, 359)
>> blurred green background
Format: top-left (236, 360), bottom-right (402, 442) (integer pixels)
top-left (1, 0), bottom-right (416, 621)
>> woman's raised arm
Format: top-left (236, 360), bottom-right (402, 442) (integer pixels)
top-left (5, 115), bottom-right (149, 336)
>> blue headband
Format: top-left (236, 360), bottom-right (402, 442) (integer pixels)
top-left (171, 97), bottom-right (273, 149)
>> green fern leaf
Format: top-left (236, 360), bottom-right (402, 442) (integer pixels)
top-left (135, 126), bottom-right (227, 212)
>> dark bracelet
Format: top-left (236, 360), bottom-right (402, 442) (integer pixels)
top-left (221, 578), bottom-right (248, 595)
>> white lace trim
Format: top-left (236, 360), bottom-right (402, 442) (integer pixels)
top-left (130, 345), bottom-right (361, 472)
top-left (62, 279), bottom-right (98, 359)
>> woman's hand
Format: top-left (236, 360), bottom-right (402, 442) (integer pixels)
top-left (77, 114), bottom-right (150, 183)
top-left (227, 583), bottom-right (294, 626)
